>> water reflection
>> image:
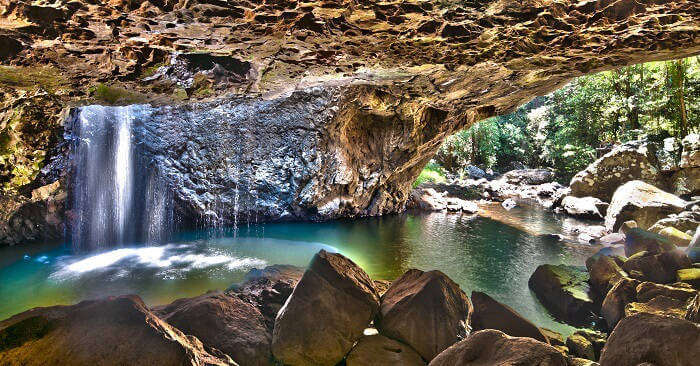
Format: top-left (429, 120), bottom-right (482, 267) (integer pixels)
top-left (0, 205), bottom-right (596, 335)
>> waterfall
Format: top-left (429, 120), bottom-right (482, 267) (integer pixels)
top-left (70, 105), bottom-right (173, 252)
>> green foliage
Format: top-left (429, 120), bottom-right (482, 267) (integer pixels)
top-left (435, 56), bottom-right (700, 182)
top-left (89, 83), bottom-right (147, 105)
top-left (412, 163), bottom-right (446, 188)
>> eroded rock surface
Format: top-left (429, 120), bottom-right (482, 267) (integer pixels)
top-left (1, 0), bottom-right (699, 242)
top-left (0, 295), bottom-right (235, 366)
top-left (271, 250), bottom-right (379, 366)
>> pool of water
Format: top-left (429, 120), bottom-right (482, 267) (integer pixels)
top-left (0, 203), bottom-right (598, 335)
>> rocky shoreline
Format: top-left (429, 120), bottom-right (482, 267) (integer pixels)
top-left (2, 229), bottom-right (699, 366)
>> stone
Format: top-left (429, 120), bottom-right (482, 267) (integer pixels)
top-left (156, 292), bottom-right (272, 366)
top-left (566, 334), bottom-right (594, 361)
top-left (622, 250), bottom-right (692, 284)
top-left (0, 295), bottom-right (234, 365)
top-left (658, 227), bottom-right (692, 247)
top-left (501, 198), bottom-right (517, 210)
top-left (648, 212), bottom-right (700, 234)
top-left (528, 264), bottom-right (596, 326)
top-left (586, 251), bottom-right (628, 297)
top-left (567, 357), bottom-right (599, 366)
top-left (562, 196), bottom-right (608, 220)
top-left (541, 328), bottom-right (566, 347)
top-left (625, 295), bottom-right (691, 320)
top-left (571, 329), bottom-right (606, 361)
top-left (687, 226), bottom-right (700, 262)
top-left (465, 165), bottom-right (486, 179)
top-left (601, 277), bottom-right (639, 330)
top-left (598, 233), bottom-right (625, 246)
top-left (428, 330), bottom-right (566, 366)
top-left (624, 228), bottom-right (677, 257)
top-left (345, 335), bottom-right (425, 366)
top-left (376, 269), bottom-right (472, 361)
top-left (680, 133), bottom-right (700, 169)
top-left (599, 313), bottom-right (700, 366)
top-left (669, 167), bottom-right (700, 197)
top-left (677, 268), bottom-right (700, 288)
top-left (635, 281), bottom-right (697, 303)
top-left (618, 220), bottom-right (638, 234)
top-left (503, 169), bottom-right (555, 185)
top-left (470, 291), bottom-right (548, 343)
top-left (570, 143), bottom-right (661, 202)
top-left (272, 250), bottom-right (379, 366)
top-left (686, 293), bottom-right (700, 322)
top-left (605, 181), bottom-right (687, 232)
top-left (406, 188), bottom-right (447, 211)
top-left (229, 265), bottom-right (304, 330)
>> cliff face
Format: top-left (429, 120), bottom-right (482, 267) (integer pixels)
top-left (1, 0), bottom-right (699, 244)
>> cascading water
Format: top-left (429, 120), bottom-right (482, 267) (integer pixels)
top-left (69, 105), bottom-right (173, 251)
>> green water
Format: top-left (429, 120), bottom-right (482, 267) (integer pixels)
top-left (0, 204), bottom-right (597, 335)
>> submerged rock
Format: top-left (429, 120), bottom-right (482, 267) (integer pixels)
top-left (605, 181), bottom-right (687, 232)
top-left (0, 295), bottom-right (234, 366)
top-left (272, 250), bottom-right (379, 366)
top-left (377, 269), bottom-right (472, 362)
top-left (345, 335), bottom-right (425, 366)
top-left (599, 313), bottom-right (700, 366)
top-left (470, 291), bottom-right (548, 343)
top-left (528, 264), bottom-right (596, 326)
top-left (428, 329), bottom-right (566, 366)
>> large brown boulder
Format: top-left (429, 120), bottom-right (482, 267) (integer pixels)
top-left (156, 292), bottom-right (272, 366)
top-left (622, 250), bottom-right (692, 284)
top-left (470, 291), bottom-right (548, 343)
top-left (345, 335), bottom-right (425, 366)
top-left (271, 250), bottom-right (379, 366)
top-left (376, 269), bottom-right (472, 362)
top-left (604, 181), bottom-right (687, 232)
top-left (624, 228), bottom-right (677, 257)
top-left (570, 144), bottom-right (661, 202)
top-left (428, 329), bottom-right (566, 366)
top-left (586, 251), bottom-right (628, 297)
top-left (599, 313), bottom-right (700, 366)
top-left (0, 295), bottom-right (234, 366)
top-left (528, 264), bottom-right (596, 326)
top-left (687, 293), bottom-right (700, 322)
top-left (600, 277), bottom-right (639, 330)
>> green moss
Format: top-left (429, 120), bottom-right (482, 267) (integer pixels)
top-left (412, 164), bottom-right (446, 188)
top-left (0, 66), bottom-right (68, 93)
top-left (89, 83), bottom-right (147, 105)
top-left (141, 62), bottom-right (167, 78)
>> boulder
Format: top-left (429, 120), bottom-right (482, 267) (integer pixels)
top-left (658, 227), bottom-right (692, 247)
top-left (605, 181), bottom-right (687, 232)
top-left (598, 233), bottom-right (625, 246)
top-left (501, 198), bottom-right (517, 210)
top-left (601, 277), bottom-right (639, 329)
top-left (528, 264), bottom-right (596, 326)
top-left (622, 250), bottom-right (692, 284)
top-left (272, 250), bottom-right (379, 366)
top-left (635, 281), bottom-right (697, 303)
top-left (687, 226), bottom-right (700, 262)
top-left (618, 220), bottom-right (638, 234)
top-left (566, 334), bottom-right (595, 361)
top-left (567, 357), bottom-right (599, 366)
top-left (648, 211), bottom-right (700, 234)
top-left (570, 143), bottom-right (661, 202)
top-left (625, 295), bottom-right (691, 320)
top-left (428, 330), bottom-right (566, 366)
top-left (0, 295), bottom-right (234, 366)
top-left (156, 292), bottom-right (272, 366)
top-left (586, 252), bottom-right (628, 296)
top-left (680, 133), bottom-right (700, 169)
top-left (376, 269), bottom-right (472, 361)
top-left (686, 293), bottom-right (700, 322)
top-left (570, 329), bottom-right (606, 360)
top-left (541, 328), bottom-right (566, 347)
top-left (230, 264), bottom-right (304, 330)
top-left (407, 188), bottom-right (447, 211)
top-left (669, 167), bottom-right (700, 197)
top-left (470, 291), bottom-right (548, 343)
top-left (562, 196), bottom-right (608, 220)
top-left (624, 228), bottom-right (676, 257)
top-left (345, 335), bottom-right (425, 366)
top-left (503, 169), bottom-right (555, 185)
top-left (599, 313), bottom-right (700, 366)
top-left (465, 165), bottom-right (486, 179)
top-left (677, 268), bottom-right (700, 288)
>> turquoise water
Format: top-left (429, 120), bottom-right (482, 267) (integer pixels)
top-left (0, 204), bottom-right (596, 335)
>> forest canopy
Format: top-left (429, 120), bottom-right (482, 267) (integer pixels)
top-left (434, 56), bottom-right (700, 182)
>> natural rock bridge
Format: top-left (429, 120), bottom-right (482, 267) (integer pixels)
top-left (1, 0), bottom-right (699, 244)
